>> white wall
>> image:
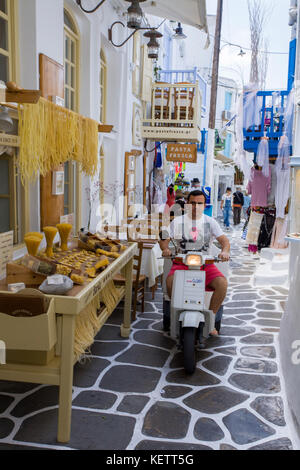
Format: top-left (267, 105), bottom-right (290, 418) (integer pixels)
top-left (16, 0), bottom-right (147, 229)
top-left (18, 0), bottom-right (64, 231)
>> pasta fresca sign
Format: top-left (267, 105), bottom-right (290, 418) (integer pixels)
top-left (0, 340), bottom-right (6, 365)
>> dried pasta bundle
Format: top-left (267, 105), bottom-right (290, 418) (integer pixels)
top-left (18, 98), bottom-right (99, 182)
top-left (73, 294), bottom-right (111, 360)
top-left (56, 223), bottom-right (73, 251)
top-left (24, 236), bottom-right (42, 256)
top-left (74, 297), bottom-right (100, 360)
top-left (99, 280), bottom-right (120, 314)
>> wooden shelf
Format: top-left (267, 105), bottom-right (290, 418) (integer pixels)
top-left (5, 89), bottom-right (41, 104)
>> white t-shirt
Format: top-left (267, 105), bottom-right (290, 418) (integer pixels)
top-left (222, 194), bottom-right (233, 204)
top-left (169, 213), bottom-right (224, 254)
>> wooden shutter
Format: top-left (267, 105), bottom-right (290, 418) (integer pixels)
top-left (141, 44), bottom-right (153, 103)
top-left (132, 33), bottom-right (141, 97)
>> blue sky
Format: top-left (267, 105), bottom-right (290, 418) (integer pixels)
top-left (206, 0), bottom-right (292, 90)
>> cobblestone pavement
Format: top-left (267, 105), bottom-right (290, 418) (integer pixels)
top-left (0, 227), bottom-right (299, 450)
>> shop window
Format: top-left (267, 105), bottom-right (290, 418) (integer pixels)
top-left (0, 0), bottom-right (17, 83)
top-left (63, 8), bottom-right (79, 219)
top-left (0, 150), bottom-right (24, 244)
top-left (100, 49), bottom-right (107, 123)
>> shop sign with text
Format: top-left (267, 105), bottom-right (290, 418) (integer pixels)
top-left (0, 133), bottom-right (20, 147)
top-left (166, 144), bottom-right (197, 163)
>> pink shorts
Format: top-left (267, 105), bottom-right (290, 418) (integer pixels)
top-left (167, 262), bottom-right (225, 292)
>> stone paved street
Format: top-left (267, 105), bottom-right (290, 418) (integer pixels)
top-left (0, 227), bottom-right (299, 450)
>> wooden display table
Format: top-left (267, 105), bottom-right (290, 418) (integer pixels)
top-left (0, 242), bottom-right (137, 443)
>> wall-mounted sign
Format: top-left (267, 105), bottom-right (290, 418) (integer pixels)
top-left (52, 170), bottom-right (65, 195)
top-left (0, 231), bottom-right (13, 278)
top-left (132, 103), bottom-right (142, 146)
top-left (166, 144), bottom-right (197, 163)
top-left (52, 95), bottom-right (65, 107)
top-left (0, 88), bottom-right (5, 102)
top-left (0, 133), bottom-right (20, 147)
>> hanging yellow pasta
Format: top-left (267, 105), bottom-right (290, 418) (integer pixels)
top-left (18, 98), bottom-right (99, 182)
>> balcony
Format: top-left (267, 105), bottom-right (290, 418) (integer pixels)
top-left (158, 67), bottom-right (207, 115)
top-left (141, 81), bottom-right (202, 143)
top-left (243, 90), bottom-right (291, 157)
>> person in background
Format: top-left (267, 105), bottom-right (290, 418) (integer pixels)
top-left (175, 189), bottom-right (185, 205)
top-left (191, 177), bottom-right (201, 190)
top-left (164, 184), bottom-right (176, 214)
top-left (220, 187), bottom-right (233, 231)
top-left (243, 190), bottom-right (251, 220)
top-left (232, 187), bottom-right (244, 225)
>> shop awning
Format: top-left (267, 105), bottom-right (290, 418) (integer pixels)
top-left (143, 0), bottom-right (209, 45)
top-left (215, 152), bottom-right (234, 164)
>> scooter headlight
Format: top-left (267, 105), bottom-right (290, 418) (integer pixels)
top-left (185, 254), bottom-right (203, 267)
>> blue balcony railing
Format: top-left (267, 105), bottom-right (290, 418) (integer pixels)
top-left (243, 90), bottom-right (291, 157)
top-left (158, 66), bottom-right (207, 115)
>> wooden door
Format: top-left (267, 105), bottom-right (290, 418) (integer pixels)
top-left (39, 54), bottom-right (65, 229)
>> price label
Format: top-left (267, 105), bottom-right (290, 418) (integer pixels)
top-left (0, 231), bottom-right (13, 277)
top-left (47, 275), bottom-right (64, 285)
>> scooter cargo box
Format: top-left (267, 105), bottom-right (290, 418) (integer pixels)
top-left (171, 269), bottom-right (206, 311)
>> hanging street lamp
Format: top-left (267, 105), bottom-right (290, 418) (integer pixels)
top-left (125, 0), bottom-right (147, 29)
top-left (144, 30), bottom-right (163, 59)
top-left (173, 22), bottom-right (187, 40)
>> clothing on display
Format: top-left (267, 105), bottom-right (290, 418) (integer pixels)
top-left (267, 163), bottom-right (276, 206)
top-left (233, 92), bottom-right (252, 181)
top-left (247, 167), bottom-right (271, 208)
top-left (154, 142), bottom-right (162, 168)
top-left (283, 88), bottom-right (295, 143)
top-left (256, 137), bottom-right (270, 178)
top-left (270, 217), bottom-right (288, 249)
top-left (275, 134), bottom-right (290, 219)
top-left (257, 207), bottom-right (276, 251)
top-left (243, 83), bottom-right (262, 131)
top-left (246, 210), bottom-right (264, 249)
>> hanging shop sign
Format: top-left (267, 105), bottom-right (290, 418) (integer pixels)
top-left (0, 133), bottom-right (20, 147)
top-left (0, 231), bottom-right (13, 278)
top-left (166, 144), bottom-right (197, 163)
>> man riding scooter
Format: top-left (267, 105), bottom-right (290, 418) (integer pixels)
top-left (159, 190), bottom-right (230, 337)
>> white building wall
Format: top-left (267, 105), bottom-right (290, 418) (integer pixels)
top-left (16, 0), bottom-right (146, 230)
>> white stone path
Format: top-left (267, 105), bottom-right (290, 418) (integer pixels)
top-left (0, 226), bottom-right (299, 450)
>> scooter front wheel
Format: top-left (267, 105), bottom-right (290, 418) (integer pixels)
top-left (183, 327), bottom-right (197, 375)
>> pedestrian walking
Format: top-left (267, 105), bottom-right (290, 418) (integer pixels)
top-left (233, 187), bottom-right (244, 225)
top-left (243, 191), bottom-right (251, 220)
top-left (220, 187), bottom-right (233, 230)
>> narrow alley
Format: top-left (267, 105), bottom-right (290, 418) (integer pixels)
top-left (0, 227), bottom-right (298, 451)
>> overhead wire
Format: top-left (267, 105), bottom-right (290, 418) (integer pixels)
top-left (209, 34), bottom-right (288, 55)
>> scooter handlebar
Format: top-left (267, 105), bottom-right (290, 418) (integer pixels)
top-left (159, 255), bottom-right (229, 264)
